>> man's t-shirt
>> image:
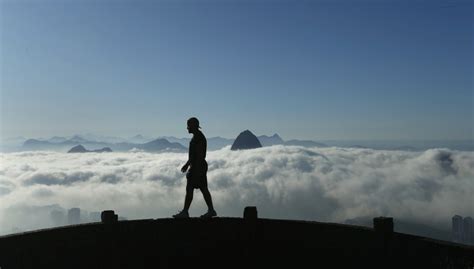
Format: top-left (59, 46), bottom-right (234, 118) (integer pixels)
top-left (188, 130), bottom-right (208, 180)
top-left (189, 130), bottom-right (207, 166)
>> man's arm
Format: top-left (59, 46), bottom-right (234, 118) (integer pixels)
top-left (181, 160), bottom-right (190, 173)
top-left (182, 137), bottom-right (193, 173)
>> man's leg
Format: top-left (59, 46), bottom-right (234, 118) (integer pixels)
top-left (173, 184), bottom-right (193, 218)
top-left (200, 186), bottom-right (214, 211)
top-left (183, 185), bottom-right (194, 212)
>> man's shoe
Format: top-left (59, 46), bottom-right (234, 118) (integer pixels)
top-left (200, 209), bottom-right (217, 219)
top-left (172, 210), bottom-right (189, 218)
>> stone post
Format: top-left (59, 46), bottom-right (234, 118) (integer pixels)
top-left (101, 210), bottom-right (118, 224)
top-left (373, 217), bottom-right (393, 258)
top-left (244, 206), bottom-right (258, 220)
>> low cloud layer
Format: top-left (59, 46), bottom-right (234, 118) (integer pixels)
top-left (0, 146), bottom-right (473, 235)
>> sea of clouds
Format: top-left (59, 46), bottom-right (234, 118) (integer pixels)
top-left (0, 146), bottom-right (473, 235)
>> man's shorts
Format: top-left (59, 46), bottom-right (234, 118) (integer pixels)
top-left (186, 161), bottom-right (208, 190)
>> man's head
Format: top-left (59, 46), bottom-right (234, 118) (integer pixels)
top-left (187, 117), bottom-right (201, 133)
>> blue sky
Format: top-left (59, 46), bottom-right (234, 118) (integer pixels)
top-left (1, 0), bottom-right (472, 140)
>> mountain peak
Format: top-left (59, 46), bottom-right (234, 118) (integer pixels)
top-left (258, 133), bottom-right (284, 147)
top-left (139, 138), bottom-right (186, 152)
top-left (231, 130), bottom-right (262, 150)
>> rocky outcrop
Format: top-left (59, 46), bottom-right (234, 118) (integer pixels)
top-left (68, 145), bottom-right (113, 153)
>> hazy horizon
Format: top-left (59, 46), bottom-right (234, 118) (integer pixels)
top-left (4, 132), bottom-right (474, 142)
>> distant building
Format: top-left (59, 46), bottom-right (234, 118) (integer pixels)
top-left (452, 215), bottom-right (463, 243)
top-left (68, 208), bottom-right (81, 225)
top-left (463, 217), bottom-right (473, 245)
top-left (452, 215), bottom-right (474, 245)
top-left (50, 210), bottom-right (65, 226)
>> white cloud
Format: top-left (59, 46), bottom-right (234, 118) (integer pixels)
top-left (0, 146), bottom-right (473, 235)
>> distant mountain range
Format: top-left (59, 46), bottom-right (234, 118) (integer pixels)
top-left (15, 133), bottom-right (471, 153)
top-left (17, 132), bottom-right (330, 153)
top-left (22, 137), bottom-right (186, 153)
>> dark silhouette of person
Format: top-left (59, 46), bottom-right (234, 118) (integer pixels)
top-left (173, 117), bottom-right (217, 218)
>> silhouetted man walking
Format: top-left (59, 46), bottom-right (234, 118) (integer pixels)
top-left (173, 117), bottom-right (217, 218)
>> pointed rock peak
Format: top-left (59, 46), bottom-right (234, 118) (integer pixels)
top-left (231, 130), bottom-right (262, 150)
top-left (68, 145), bottom-right (88, 153)
top-left (240, 130), bottom-right (257, 137)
